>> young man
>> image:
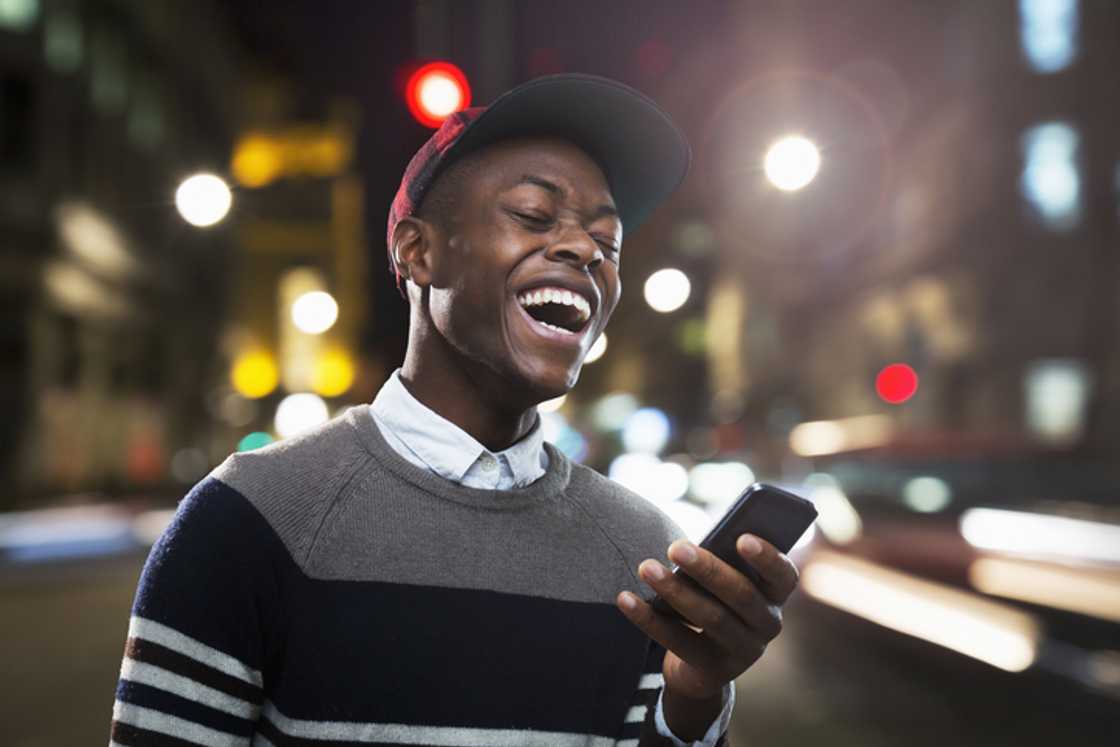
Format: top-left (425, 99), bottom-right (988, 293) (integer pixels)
top-left (110, 74), bottom-right (800, 747)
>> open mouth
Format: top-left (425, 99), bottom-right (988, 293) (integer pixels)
top-left (516, 286), bottom-right (593, 336)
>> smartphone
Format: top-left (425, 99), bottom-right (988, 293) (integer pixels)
top-left (648, 483), bottom-right (818, 622)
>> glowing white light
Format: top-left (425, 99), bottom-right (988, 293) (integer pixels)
top-left (175, 173), bottom-right (232, 227)
top-left (1025, 359), bottom-right (1090, 442)
top-left (1019, 0), bottom-right (1079, 74)
top-left (290, 291), bottom-right (339, 335)
top-left (808, 485), bottom-right (862, 545)
top-left (1020, 122), bottom-right (1080, 230)
top-left (419, 74), bottom-right (464, 118)
top-left (643, 269), bottom-right (691, 313)
top-left (970, 557), bottom-right (1120, 624)
top-left (0, 0), bottom-right (38, 31)
top-left (591, 392), bottom-right (638, 431)
top-left (764, 135), bottom-right (821, 191)
top-left (960, 507), bottom-right (1120, 565)
top-left (689, 462), bottom-right (755, 505)
top-left (622, 407), bottom-right (672, 454)
top-left (802, 550), bottom-right (1041, 673)
top-left (131, 509), bottom-right (175, 546)
top-left (274, 393), bottom-right (329, 438)
top-left (902, 476), bottom-right (953, 513)
top-left (659, 500), bottom-right (716, 543)
top-left (584, 333), bottom-right (608, 364)
top-left (538, 395), bottom-right (566, 413)
top-left (789, 415), bottom-right (894, 457)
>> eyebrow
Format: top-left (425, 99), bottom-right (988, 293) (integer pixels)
top-left (514, 174), bottom-right (620, 222)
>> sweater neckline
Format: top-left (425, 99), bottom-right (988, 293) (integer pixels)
top-left (346, 405), bottom-right (572, 510)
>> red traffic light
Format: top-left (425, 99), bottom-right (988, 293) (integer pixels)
top-left (876, 363), bottom-right (919, 405)
top-left (406, 61), bottom-right (471, 129)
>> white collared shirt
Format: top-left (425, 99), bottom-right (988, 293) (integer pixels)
top-left (369, 368), bottom-right (733, 746)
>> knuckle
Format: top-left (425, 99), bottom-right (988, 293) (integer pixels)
top-left (699, 603), bottom-right (729, 632)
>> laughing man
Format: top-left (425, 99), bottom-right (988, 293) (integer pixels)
top-left (111, 74), bottom-right (800, 747)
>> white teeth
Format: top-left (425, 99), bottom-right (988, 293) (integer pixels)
top-left (516, 285), bottom-right (592, 323)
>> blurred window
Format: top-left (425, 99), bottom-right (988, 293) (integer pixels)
top-left (0, 73), bottom-right (35, 174)
top-left (44, 8), bottom-right (84, 74)
top-left (127, 76), bottom-right (164, 150)
top-left (1020, 122), bottom-right (1081, 231)
top-left (90, 27), bottom-right (127, 115)
top-left (1019, 0), bottom-right (1079, 74)
top-left (0, 0), bottom-right (39, 31)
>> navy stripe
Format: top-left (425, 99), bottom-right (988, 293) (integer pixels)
top-left (271, 578), bottom-right (648, 736)
top-left (115, 679), bottom-right (256, 738)
top-left (125, 637), bottom-right (264, 704)
top-left (130, 477), bottom-right (292, 682)
top-left (110, 719), bottom-right (209, 747)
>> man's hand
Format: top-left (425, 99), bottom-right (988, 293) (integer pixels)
top-left (616, 534), bottom-right (800, 739)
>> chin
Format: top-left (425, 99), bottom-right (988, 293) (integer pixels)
top-left (516, 361), bottom-right (581, 405)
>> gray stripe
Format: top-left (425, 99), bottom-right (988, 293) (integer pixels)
top-left (113, 700), bottom-right (250, 747)
top-left (617, 740), bottom-right (639, 747)
top-left (262, 701), bottom-right (617, 746)
top-left (638, 672), bottom-right (663, 690)
top-left (120, 658), bottom-right (258, 720)
top-left (129, 616), bottom-right (262, 686)
top-left (624, 705), bottom-right (647, 723)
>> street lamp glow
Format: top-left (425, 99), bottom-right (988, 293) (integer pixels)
top-left (764, 135), bottom-right (821, 191)
top-left (584, 333), bottom-right (608, 363)
top-left (291, 291), bottom-right (339, 334)
top-left (275, 393), bottom-right (329, 438)
top-left (644, 268), bottom-right (691, 313)
top-left (175, 173), bottom-right (232, 227)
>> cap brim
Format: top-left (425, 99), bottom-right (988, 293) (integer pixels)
top-left (446, 74), bottom-right (691, 235)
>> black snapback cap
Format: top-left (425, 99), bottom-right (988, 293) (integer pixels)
top-left (387, 73), bottom-right (691, 293)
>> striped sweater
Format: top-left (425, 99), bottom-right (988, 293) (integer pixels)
top-left (110, 405), bottom-right (731, 746)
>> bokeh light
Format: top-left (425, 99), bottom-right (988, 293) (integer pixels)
top-left (237, 432), bottom-right (274, 452)
top-left (175, 173), bottom-right (232, 227)
top-left (643, 268), bottom-right (691, 313)
top-left (622, 407), bottom-right (672, 454)
top-left (1020, 122), bottom-right (1081, 230)
top-left (274, 393), bottom-right (329, 438)
top-left (231, 134), bottom-right (283, 187)
top-left (903, 476), bottom-right (953, 513)
top-left (590, 392), bottom-right (638, 431)
top-left (764, 135), bottom-right (821, 191)
top-left (231, 350), bottom-right (279, 399)
top-left (291, 291), bottom-right (339, 334)
top-left (538, 394), bottom-right (566, 413)
top-left (406, 61), bottom-right (471, 128)
top-left (312, 348), bottom-right (355, 397)
top-left (876, 363), bottom-right (919, 404)
top-left (584, 333), bottom-right (608, 363)
top-left (688, 461), bottom-right (755, 504)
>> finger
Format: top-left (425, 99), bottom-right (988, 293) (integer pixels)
top-left (663, 543), bottom-right (781, 640)
top-left (615, 590), bottom-right (729, 675)
top-left (736, 534), bottom-right (801, 604)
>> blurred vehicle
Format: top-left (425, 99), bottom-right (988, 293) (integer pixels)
top-left (789, 433), bottom-right (1120, 735)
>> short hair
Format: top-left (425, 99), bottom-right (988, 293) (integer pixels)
top-left (414, 148), bottom-right (486, 233)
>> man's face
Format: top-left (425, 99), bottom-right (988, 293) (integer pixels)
top-left (418, 136), bottom-right (623, 403)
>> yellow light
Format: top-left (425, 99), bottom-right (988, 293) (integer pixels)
top-left (801, 550), bottom-right (1041, 672)
top-left (232, 135), bottom-right (283, 188)
top-left (312, 348), bottom-right (356, 397)
top-left (764, 135), bottom-right (821, 191)
top-left (969, 557), bottom-right (1120, 624)
top-left (231, 350), bottom-right (279, 399)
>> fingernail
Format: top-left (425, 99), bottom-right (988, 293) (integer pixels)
top-left (739, 535), bottom-right (762, 557)
top-left (642, 560), bottom-right (667, 581)
top-left (619, 592), bottom-right (638, 611)
top-left (672, 541), bottom-right (698, 564)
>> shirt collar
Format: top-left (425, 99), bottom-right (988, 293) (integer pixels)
top-left (370, 369), bottom-right (546, 486)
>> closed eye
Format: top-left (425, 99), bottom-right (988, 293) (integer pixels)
top-left (511, 211), bottom-right (553, 230)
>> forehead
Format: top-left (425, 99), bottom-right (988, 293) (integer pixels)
top-left (469, 136), bottom-right (615, 202)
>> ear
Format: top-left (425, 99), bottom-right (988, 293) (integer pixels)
top-left (391, 217), bottom-right (435, 288)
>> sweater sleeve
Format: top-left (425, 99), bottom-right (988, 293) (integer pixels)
top-left (109, 477), bottom-right (284, 746)
top-left (622, 641), bottom-right (733, 747)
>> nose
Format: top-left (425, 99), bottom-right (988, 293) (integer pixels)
top-left (545, 221), bottom-right (604, 271)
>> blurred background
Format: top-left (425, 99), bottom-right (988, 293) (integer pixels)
top-left (2, 0), bottom-right (1118, 744)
